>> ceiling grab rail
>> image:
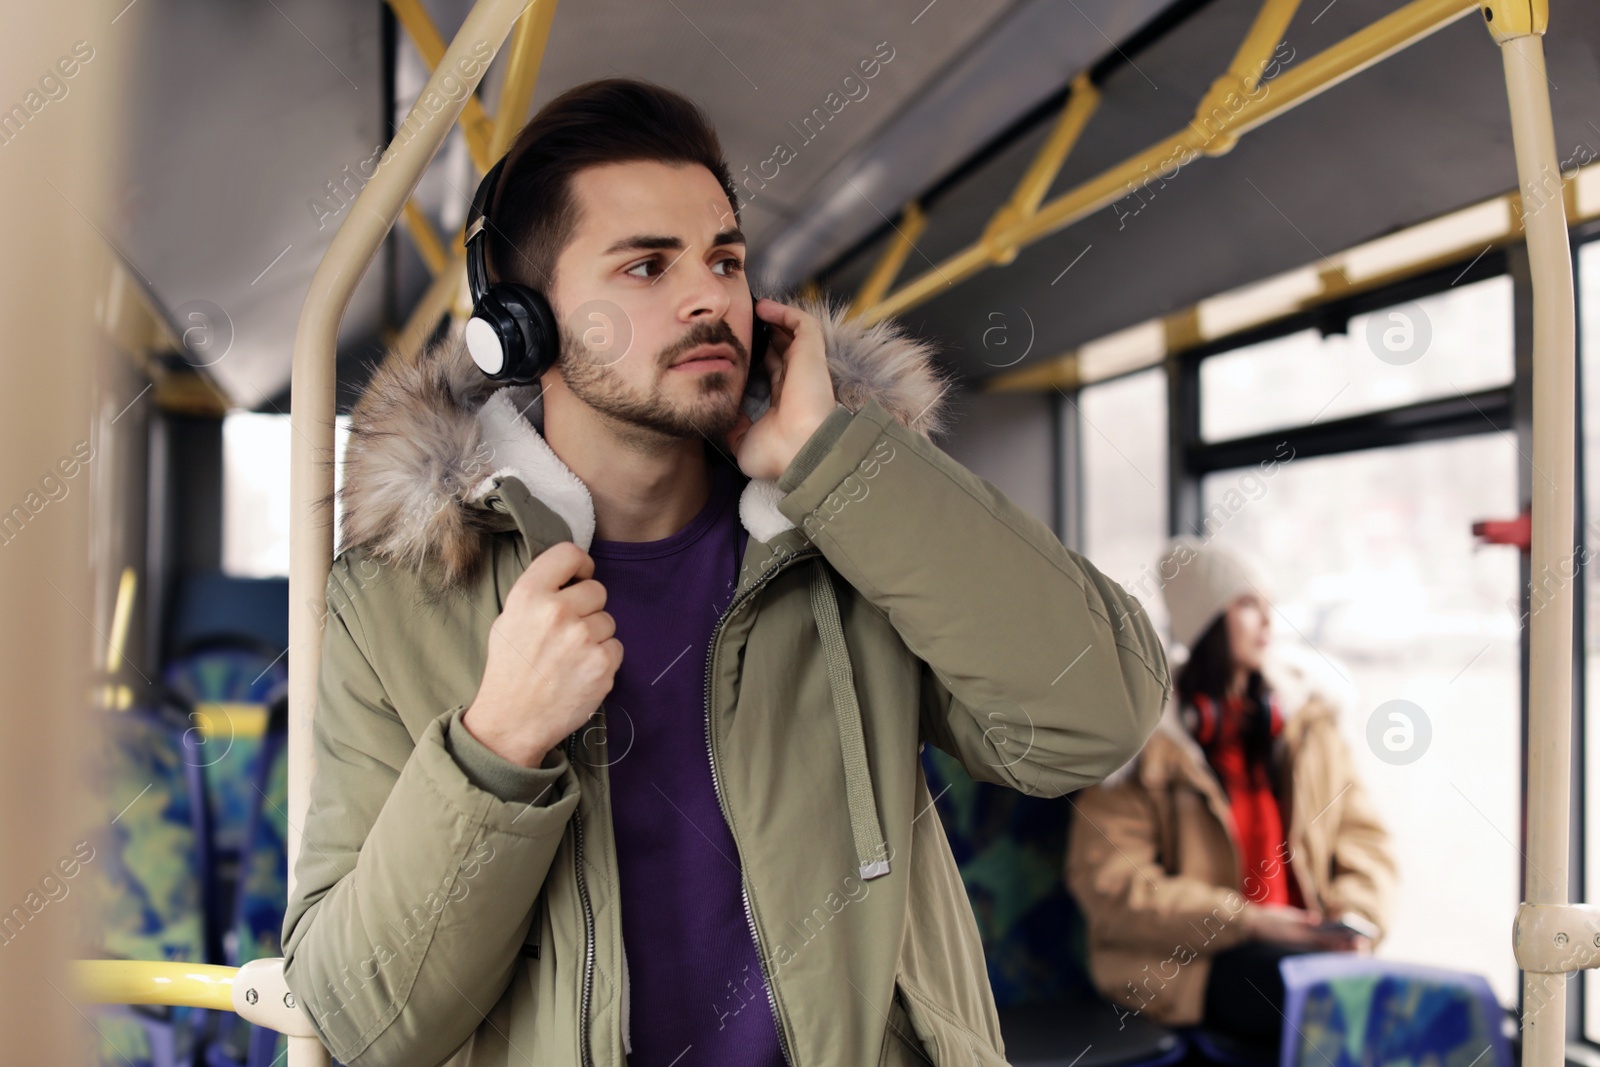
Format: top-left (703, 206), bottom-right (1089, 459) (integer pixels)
top-left (1491, 3), bottom-right (1598, 1063)
top-left (850, 0), bottom-right (1481, 326)
top-left (285, 2), bottom-right (540, 1063)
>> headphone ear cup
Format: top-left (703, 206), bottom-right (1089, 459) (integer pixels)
top-left (469, 284), bottom-right (557, 384)
top-left (496, 282), bottom-right (559, 384)
top-left (466, 290), bottom-right (521, 381)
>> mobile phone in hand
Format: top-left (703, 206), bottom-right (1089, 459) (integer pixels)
top-left (1314, 913), bottom-right (1379, 941)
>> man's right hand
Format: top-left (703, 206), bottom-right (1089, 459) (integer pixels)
top-left (461, 541), bottom-right (623, 768)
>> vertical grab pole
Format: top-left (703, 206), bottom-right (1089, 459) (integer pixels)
top-left (285, 1), bottom-right (537, 1063)
top-left (1489, 3), bottom-right (1578, 1064)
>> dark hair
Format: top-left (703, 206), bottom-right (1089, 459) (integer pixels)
top-left (1177, 611), bottom-right (1275, 773)
top-left (486, 78), bottom-right (739, 295)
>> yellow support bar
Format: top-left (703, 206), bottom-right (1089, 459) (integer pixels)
top-left (849, 203), bottom-right (927, 318)
top-left (387, 0), bottom-right (497, 172)
top-left (489, 0), bottom-right (560, 159)
top-left (1191, 0), bottom-right (1302, 155)
top-left (983, 74), bottom-right (1100, 265)
top-left (397, 254), bottom-right (469, 360)
top-left (72, 960), bottom-right (237, 1013)
top-left (395, 2), bottom-right (555, 352)
top-left (855, 0), bottom-right (1479, 326)
top-left (401, 202), bottom-right (449, 276)
top-left (105, 566), bottom-right (136, 674)
top-left (1230, 0), bottom-right (1302, 95)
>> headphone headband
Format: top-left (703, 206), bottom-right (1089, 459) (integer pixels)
top-left (464, 156), bottom-right (508, 305)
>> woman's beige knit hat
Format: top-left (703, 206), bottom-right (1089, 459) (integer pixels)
top-left (1156, 536), bottom-right (1275, 651)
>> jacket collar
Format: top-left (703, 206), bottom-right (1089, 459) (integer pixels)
top-left (337, 295), bottom-right (956, 588)
top-left (1102, 639), bottom-right (1358, 793)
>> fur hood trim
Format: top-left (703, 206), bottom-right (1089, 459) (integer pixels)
top-left (338, 294), bottom-right (957, 586)
top-left (1099, 639), bottom-right (1359, 790)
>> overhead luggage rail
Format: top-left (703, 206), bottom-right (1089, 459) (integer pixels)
top-left (847, 0), bottom-right (1484, 326)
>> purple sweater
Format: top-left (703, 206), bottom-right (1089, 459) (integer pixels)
top-left (587, 455), bottom-right (785, 1067)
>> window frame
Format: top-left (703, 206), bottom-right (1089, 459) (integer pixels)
top-left (1053, 238), bottom-right (1600, 1034)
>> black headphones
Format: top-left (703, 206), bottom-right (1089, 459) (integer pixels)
top-left (463, 154), bottom-right (769, 385)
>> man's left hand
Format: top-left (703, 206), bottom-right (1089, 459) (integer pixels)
top-left (727, 298), bottom-right (837, 481)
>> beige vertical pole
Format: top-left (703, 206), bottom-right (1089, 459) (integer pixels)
top-left (285, 1), bottom-right (536, 1063)
top-left (0, 0), bottom-right (118, 1060)
top-left (1490, 3), bottom-right (1580, 1065)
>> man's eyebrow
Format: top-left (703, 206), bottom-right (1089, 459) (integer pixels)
top-left (601, 229), bottom-right (747, 256)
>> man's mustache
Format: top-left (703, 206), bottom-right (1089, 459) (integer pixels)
top-left (661, 321), bottom-right (748, 368)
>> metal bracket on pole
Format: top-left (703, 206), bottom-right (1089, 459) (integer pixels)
top-left (1515, 903), bottom-right (1600, 974)
top-left (1482, 0), bottom-right (1548, 43)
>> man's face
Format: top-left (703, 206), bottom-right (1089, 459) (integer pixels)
top-left (545, 159), bottom-right (753, 443)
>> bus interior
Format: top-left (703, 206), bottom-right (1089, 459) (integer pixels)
top-left (4, 0), bottom-right (1599, 1065)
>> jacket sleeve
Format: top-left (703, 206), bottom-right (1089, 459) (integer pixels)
top-left (1065, 782), bottom-right (1254, 954)
top-left (281, 557), bottom-right (580, 1067)
top-left (1319, 731), bottom-right (1398, 939)
top-left (776, 398), bottom-right (1169, 797)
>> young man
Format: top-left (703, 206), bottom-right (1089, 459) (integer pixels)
top-left (282, 78), bottom-right (1169, 1067)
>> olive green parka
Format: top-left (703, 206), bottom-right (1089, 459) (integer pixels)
top-left (281, 298), bottom-right (1170, 1066)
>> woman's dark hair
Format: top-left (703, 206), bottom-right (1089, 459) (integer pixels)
top-left (486, 78), bottom-right (739, 295)
top-left (1177, 609), bottom-right (1275, 772)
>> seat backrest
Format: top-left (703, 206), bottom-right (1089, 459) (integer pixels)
top-left (920, 745), bottom-right (1098, 1008)
top-left (1279, 955), bottom-right (1513, 1067)
top-left (95, 707), bottom-right (207, 966)
top-left (91, 706), bottom-right (210, 1067)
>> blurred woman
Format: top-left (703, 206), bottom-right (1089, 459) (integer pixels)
top-left (1065, 537), bottom-right (1397, 1045)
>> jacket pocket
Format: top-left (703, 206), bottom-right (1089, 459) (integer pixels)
top-left (890, 974), bottom-right (1009, 1066)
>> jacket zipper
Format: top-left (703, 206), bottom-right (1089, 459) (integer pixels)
top-left (566, 732), bottom-right (597, 1067)
top-left (703, 546), bottom-right (819, 1067)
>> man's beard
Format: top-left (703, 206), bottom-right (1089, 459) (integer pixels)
top-left (557, 316), bottom-right (748, 448)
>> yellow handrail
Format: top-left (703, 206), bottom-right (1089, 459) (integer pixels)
top-left (854, 0), bottom-right (1479, 325)
top-left (73, 960), bottom-right (237, 1013)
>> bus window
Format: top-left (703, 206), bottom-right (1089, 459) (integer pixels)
top-left (1080, 367), bottom-right (1169, 636)
top-left (1199, 276), bottom-right (1514, 443)
top-left (222, 412), bottom-right (350, 578)
top-left (1201, 434), bottom-right (1520, 1000)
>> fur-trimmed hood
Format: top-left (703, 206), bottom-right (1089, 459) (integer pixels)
top-left (1101, 638), bottom-right (1360, 791)
top-left (337, 295), bottom-right (958, 587)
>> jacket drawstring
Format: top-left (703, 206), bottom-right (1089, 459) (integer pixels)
top-left (809, 559), bottom-right (890, 880)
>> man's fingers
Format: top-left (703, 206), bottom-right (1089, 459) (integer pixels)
top-left (554, 577), bottom-right (608, 617)
top-left (755, 297), bottom-right (811, 335)
top-left (584, 611), bottom-right (617, 644)
top-left (515, 540), bottom-right (594, 596)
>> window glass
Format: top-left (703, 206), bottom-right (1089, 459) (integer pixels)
top-left (222, 412), bottom-right (350, 577)
top-left (1201, 434), bottom-right (1520, 1003)
top-left (1079, 368), bottom-right (1169, 636)
top-left (1200, 276), bottom-right (1513, 442)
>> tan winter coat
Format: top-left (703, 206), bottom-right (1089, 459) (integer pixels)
top-left (281, 297), bottom-right (1171, 1066)
top-left (1064, 642), bottom-right (1397, 1027)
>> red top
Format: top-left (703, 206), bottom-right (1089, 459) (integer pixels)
top-left (1192, 691), bottom-right (1305, 910)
